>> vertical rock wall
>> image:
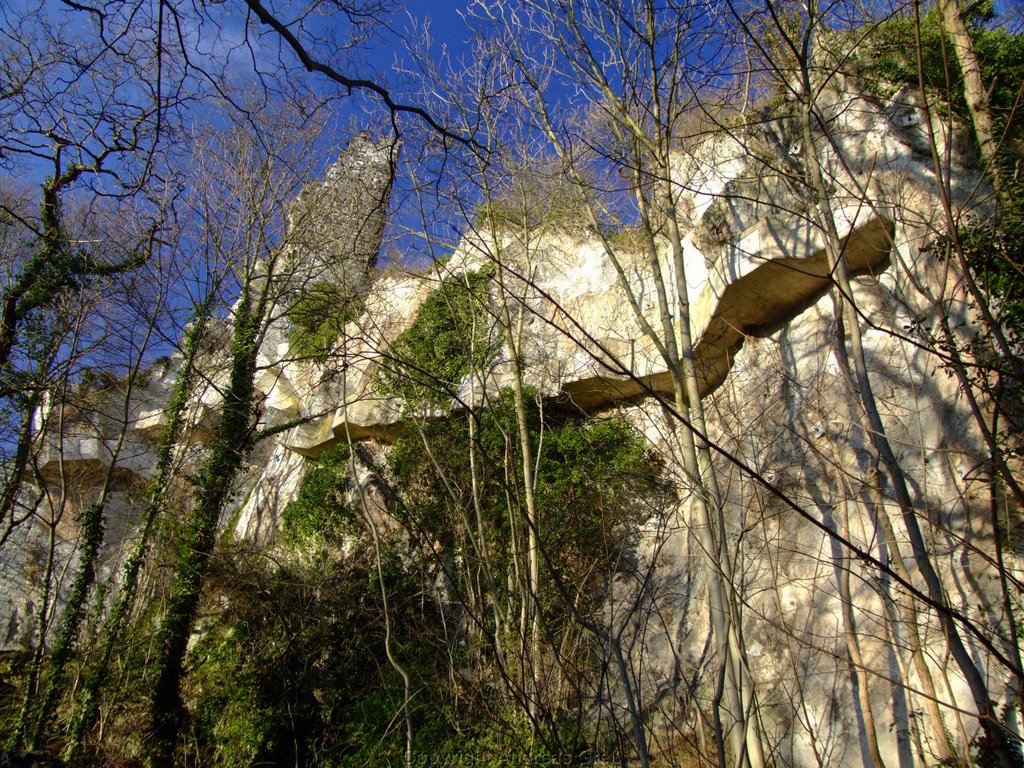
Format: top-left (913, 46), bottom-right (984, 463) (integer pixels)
top-left (9, 83), bottom-right (1019, 767)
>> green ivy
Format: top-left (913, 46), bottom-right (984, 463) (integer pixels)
top-left (856, 5), bottom-right (1024, 175)
top-left (374, 266), bottom-right (498, 407)
top-left (286, 281), bottom-right (367, 363)
top-left (169, 389), bottom-right (657, 768)
top-left (182, 546), bottom-right (464, 768)
top-left (280, 442), bottom-right (354, 543)
top-left (963, 219), bottom-right (1024, 339)
top-left (388, 390), bottom-right (659, 623)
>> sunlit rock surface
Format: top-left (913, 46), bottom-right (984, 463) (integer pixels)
top-left (7, 84), bottom-right (1017, 768)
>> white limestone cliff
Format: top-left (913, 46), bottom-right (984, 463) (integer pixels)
top-left (7, 82), bottom-right (1018, 767)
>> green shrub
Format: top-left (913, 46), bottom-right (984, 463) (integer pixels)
top-left (388, 389), bottom-right (660, 628)
top-left (177, 392), bottom-right (659, 768)
top-left (856, 5), bottom-right (1024, 175)
top-left (280, 443), bottom-right (354, 542)
top-left (374, 266), bottom-right (499, 407)
top-left (183, 547), bottom-right (443, 768)
top-left (286, 281), bottom-right (367, 363)
top-left (961, 219), bottom-right (1024, 343)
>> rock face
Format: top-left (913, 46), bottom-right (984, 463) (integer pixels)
top-left (283, 132), bottom-right (394, 292)
top-left (0, 134), bottom-right (396, 647)
top-left (8, 85), bottom-right (1019, 767)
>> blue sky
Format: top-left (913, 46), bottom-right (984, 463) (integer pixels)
top-left (2, 0), bottom-right (1021, 383)
top-left (5, 0), bottom-right (1022, 266)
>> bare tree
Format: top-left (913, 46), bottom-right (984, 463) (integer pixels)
top-left (143, 105), bottom-right (335, 767)
top-left (936, 0), bottom-right (1006, 195)
top-left (725, 0), bottom-right (1024, 764)
top-left (457, 2), bottom-right (769, 764)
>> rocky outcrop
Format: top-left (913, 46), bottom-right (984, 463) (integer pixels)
top-left (9, 82), bottom-right (1018, 767)
top-left (229, 82), bottom-right (1007, 767)
top-left (283, 132), bottom-right (395, 293)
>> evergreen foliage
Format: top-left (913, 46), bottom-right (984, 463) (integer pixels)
top-left (183, 549), bottom-right (430, 767)
top-left (374, 266), bottom-right (499, 407)
top-left (862, 5), bottom-right (1024, 352)
top-left (859, 4), bottom-right (1024, 181)
top-left (286, 281), bottom-right (367, 363)
top-left (281, 443), bottom-right (355, 542)
top-left (176, 392), bottom-right (659, 767)
top-left (938, 218), bottom-right (1024, 350)
top-left (180, 554), bottom-right (580, 767)
top-left (388, 390), bottom-right (659, 627)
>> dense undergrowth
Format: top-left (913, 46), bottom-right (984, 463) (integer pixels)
top-left (166, 390), bottom-right (663, 768)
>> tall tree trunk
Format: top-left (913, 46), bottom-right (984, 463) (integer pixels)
top-left (936, 0), bottom-right (1003, 195)
top-left (630, 166), bottom-right (763, 768)
top-left (64, 309), bottom-right (210, 759)
top-left (146, 298), bottom-right (261, 768)
top-left (833, 511), bottom-right (888, 768)
top-left (347, 430), bottom-right (414, 768)
top-left (492, 262), bottom-right (544, 727)
top-left (828, 306), bottom-right (957, 764)
top-left (27, 372), bottom-right (144, 748)
top-left (656, 163), bottom-right (765, 768)
top-left (0, 394), bottom-right (43, 548)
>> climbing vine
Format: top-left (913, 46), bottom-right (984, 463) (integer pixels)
top-left (388, 390), bottom-right (660, 625)
top-left (374, 266), bottom-right (498, 407)
top-left (281, 443), bottom-right (355, 542)
top-left (286, 281), bottom-right (367, 363)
